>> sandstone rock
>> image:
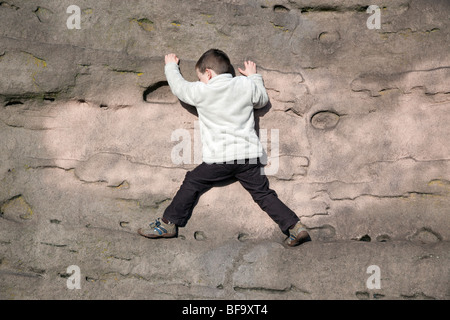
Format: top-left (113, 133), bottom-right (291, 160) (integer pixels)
top-left (0, 0), bottom-right (449, 300)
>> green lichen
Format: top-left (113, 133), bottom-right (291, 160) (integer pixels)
top-left (129, 18), bottom-right (154, 32)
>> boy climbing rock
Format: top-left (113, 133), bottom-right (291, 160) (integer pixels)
top-left (138, 49), bottom-right (310, 247)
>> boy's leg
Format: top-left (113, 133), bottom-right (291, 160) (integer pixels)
top-left (234, 160), bottom-right (300, 234)
top-left (162, 162), bottom-right (236, 227)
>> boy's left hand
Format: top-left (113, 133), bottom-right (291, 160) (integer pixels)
top-left (238, 60), bottom-right (257, 77)
top-left (165, 53), bottom-right (179, 65)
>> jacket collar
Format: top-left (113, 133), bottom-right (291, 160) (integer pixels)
top-left (207, 73), bottom-right (233, 84)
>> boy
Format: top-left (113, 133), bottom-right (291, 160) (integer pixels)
top-left (138, 49), bottom-right (310, 247)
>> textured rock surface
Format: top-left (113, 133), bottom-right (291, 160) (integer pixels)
top-left (0, 0), bottom-right (449, 299)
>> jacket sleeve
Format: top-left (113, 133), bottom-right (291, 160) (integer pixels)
top-left (164, 62), bottom-right (202, 106)
top-left (248, 73), bottom-right (269, 109)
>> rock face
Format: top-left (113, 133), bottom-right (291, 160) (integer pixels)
top-left (0, 0), bottom-right (449, 300)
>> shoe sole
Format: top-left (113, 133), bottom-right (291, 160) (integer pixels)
top-left (137, 228), bottom-right (177, 239)
top-left (285, 230), bottom-right (310, 247)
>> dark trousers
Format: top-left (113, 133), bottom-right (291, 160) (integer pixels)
top-left (163, 159), bottom-right (299, 234)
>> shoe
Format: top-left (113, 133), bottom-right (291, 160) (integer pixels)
top-left (284, 221), bottom-right (310, 247)
top-left (138, 218), bottom-right (177, 239)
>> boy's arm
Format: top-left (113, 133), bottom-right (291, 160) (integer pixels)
top-left (248, 73), bottom-right (269, 109)
top-left (164, 54), bottom-right (201, 107)
top-left (239, 60), bottom-right (269, 109)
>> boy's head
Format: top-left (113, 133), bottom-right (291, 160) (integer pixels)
top-left (195, 49), bottom-right (232, 83)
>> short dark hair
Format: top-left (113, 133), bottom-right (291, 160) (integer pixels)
top-left (195, 49), bottom-right (232, 75)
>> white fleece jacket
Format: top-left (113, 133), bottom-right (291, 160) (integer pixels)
top-left (165, 62), bottom-right (269, 163)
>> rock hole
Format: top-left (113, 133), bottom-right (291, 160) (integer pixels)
top-left (400, 292), bottom-right (435, 300)
top-left (4, 100), bottom-right (23, 106)
top-left (359, 234), bottom-right (371, 242)
top-left (376, 234), bottom-right (391, 242)
top-left (353, 5), bottom-right (370, 12)
top-left (301, 5), bottom-right (369, 13)
top-left (33, 6), bottom-right (53, 23)
top-left (409, 227), bottom-right (442, 244)
top-left (119, 221), bottom-right (129, 228)
top-left (143, 81), bottom-right (173, 103)
top-left (237, 232), bottom-right (249, 242)
top-left (194, 231), bottom-right (206, 241)
top-left (300, 6), bottom-right (338, 13)
top-left (355, 291), bottom-right (370, 300)
top-left (318, 31), bottom-right (341, 44)
top-left (0, 2), bottom-right (19, 10)
top-left (273, 5), bottom-right (290, 12)
top-left (311, 110), bottom-right (340, 130)
top-left (1, 195), bottom-right (33, 221)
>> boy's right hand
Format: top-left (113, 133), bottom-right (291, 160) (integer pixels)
top-left (165, 53), bottom-right (179, 65)
top-left (238, 60), bottom-right (257, 76)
